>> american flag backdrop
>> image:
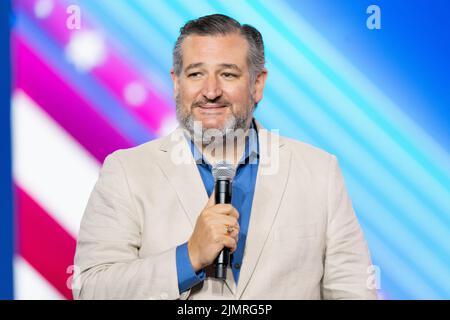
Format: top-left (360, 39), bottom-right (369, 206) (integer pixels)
top-left (3, 0), bottom-right (450, 299)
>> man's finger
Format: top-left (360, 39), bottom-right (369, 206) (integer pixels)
top-left (205, 190), bottom-right (215, 208)
top-left (211, 205), bottom-right (239, 220)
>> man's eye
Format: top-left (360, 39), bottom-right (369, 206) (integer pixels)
top-left (222, 73), bottom-right (237, 78)
top-left (188, 72), bottom-right (202, 78)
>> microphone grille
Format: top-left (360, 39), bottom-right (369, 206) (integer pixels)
top-left (212, 161), bottom-right (236, 181)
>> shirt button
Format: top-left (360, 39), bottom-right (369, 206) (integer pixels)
top-left (234, 263), bottom-right (241, 269)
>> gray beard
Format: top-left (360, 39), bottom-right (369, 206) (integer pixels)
top-left (175, 94), bottom-right (255, 146)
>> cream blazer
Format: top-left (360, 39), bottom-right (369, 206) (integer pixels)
top-left (73, 120), bottom-right (377, 300)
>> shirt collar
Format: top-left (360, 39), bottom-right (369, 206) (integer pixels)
top-left (187, 119), bottom-right (259, 167)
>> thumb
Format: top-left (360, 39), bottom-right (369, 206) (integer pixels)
top-left (205, 189), bottom-right (216, 208)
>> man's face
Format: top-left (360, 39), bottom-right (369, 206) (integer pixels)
top-left (171, 33), bottom-right (266, 141)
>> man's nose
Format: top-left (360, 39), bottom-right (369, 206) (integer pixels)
top-left (201, 75), bottom-right (222, 100)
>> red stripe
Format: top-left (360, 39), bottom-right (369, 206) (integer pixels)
top-left (12, 33), bottom-right (134, 164)
top-left (15, 185), bottom-right (76, 300)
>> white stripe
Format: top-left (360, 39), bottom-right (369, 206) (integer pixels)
top-left (13, 255), bottom-right (64, 300)
top-left (12, 90), bottom-right (100, 238)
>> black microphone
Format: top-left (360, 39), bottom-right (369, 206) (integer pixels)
top-left (212, 161), bottom-right (236, 280)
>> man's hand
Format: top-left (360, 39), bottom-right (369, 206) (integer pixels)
top-left (187, 192), bottom-right (240, 272)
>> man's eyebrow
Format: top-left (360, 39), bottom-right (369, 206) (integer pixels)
top-left (184, 63), bottom-right (204, 73)
top-left (184, 63), bottom-right (242, 73)
top-left (218, 63), bottom-right (242, 72)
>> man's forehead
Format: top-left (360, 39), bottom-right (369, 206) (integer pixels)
top-left (181, 34), bottom-right (249, 66)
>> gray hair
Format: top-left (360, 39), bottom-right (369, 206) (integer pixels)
top-left (173, 14), bottom-right (265, 84)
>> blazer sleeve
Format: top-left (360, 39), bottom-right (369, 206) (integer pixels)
top-left (72, 152), bottom-right (190, 300)
top-left (321, 155), bottom-right (378, 300)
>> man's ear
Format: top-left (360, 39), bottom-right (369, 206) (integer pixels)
top-left (170, 68), bottom-right (180, 98)
top-left (253, 69), bottom-right (268, 104)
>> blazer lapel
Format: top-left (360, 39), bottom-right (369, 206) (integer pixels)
top-left (236, 125), bottom-right (291, 299)
top-left (156, 127), bottom-right (240, 296)
top-left (157, 128), bottom-right (208, 227)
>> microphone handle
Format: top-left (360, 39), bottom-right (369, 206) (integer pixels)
top-left (214, 179), bottom-right (232, 279)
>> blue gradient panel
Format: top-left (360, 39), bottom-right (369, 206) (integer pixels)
top-left (10, 0), bottom-right (450, 299)
top-left (286, 0), bottom-right (450, 149)
top-left (0, 0), bottom-right (13, 300)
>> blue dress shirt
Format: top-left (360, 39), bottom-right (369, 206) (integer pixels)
top-left (176, 120), bottom-right (259, 293)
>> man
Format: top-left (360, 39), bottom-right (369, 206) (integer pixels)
top-left (73, 14), bottom-right (377, 300)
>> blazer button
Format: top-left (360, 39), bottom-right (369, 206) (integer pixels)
top-left (234, 263), bottom-right (241, 269)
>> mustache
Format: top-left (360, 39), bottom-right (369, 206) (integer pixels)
top-left (191, 99), bottom-right (232, 108)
